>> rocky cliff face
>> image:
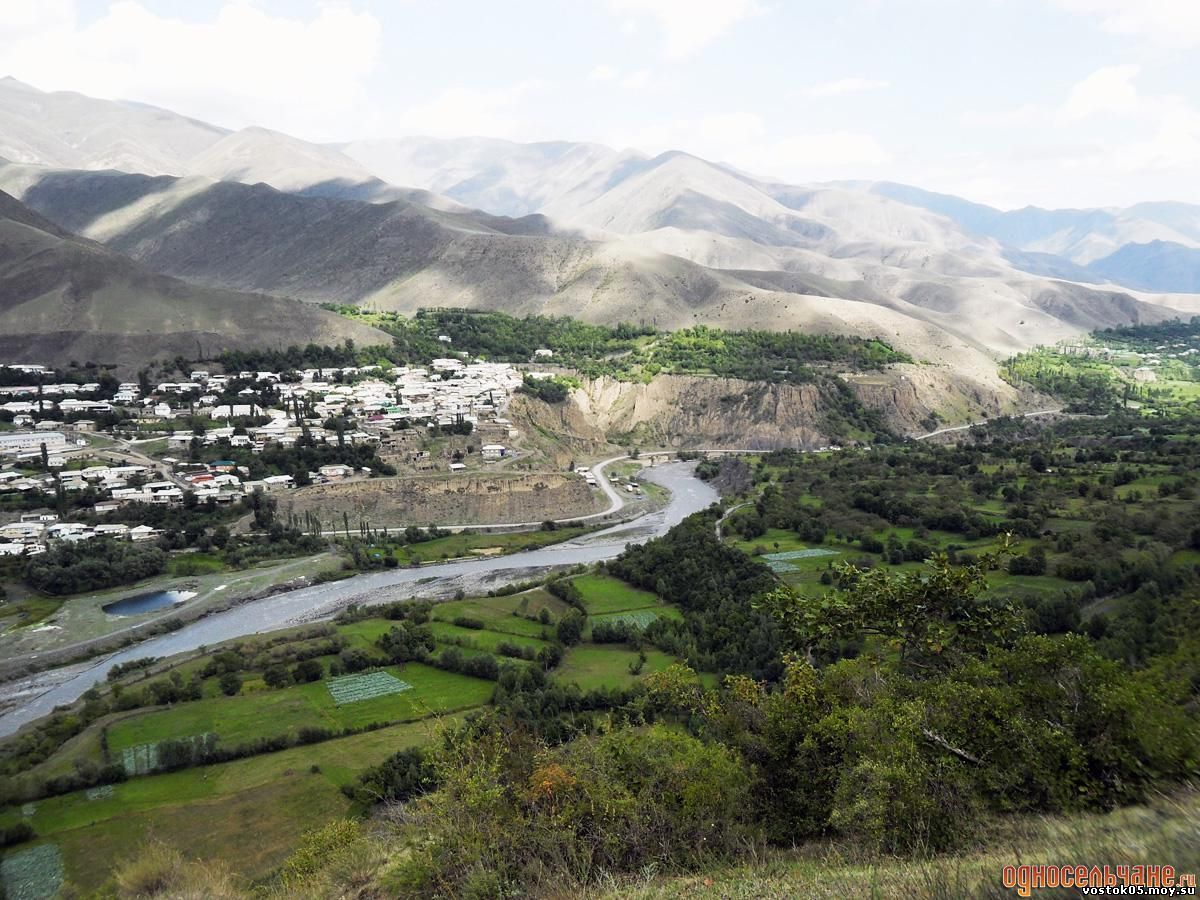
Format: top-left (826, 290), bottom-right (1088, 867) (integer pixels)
top-left (510, 366), bottom-right (1040, 449)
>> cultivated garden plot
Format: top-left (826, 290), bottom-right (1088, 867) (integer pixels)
top-left (0, 843), bottom-right (63, 900)
top-left (121, 733), bottom-right (216, 776)
top-left (325, 671), bottom-right (413, 706)
top-left (761, 548), bottom-right (839, 573)
top-left (590, 608), bottom-right (674, 629)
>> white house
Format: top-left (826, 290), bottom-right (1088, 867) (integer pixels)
top-left (481, 444), bottom-right (506, 460)
top-left (129, 525), bottom-right (159, 541)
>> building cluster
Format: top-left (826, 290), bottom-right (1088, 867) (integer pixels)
top-left (0, 512), bottom-right (161, 557)
top-left (0, 359), bottom-right (533, 557)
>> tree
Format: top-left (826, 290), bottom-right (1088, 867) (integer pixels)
top-left (555, 610), bottom-right (585, 646)
top-left (292, 659), bottom-right (324, 683)
top-left (263, 665), bottom-right (292, 689)
top-left (218, 671), bottom-right (242, 696)
top-left (1029, 450), bottom-right (1048, 473)
top-left (759, 544), bottom-right (1025, 672)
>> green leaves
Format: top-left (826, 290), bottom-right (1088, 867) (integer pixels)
top-left (758, 547), bottom-right (1026, 672)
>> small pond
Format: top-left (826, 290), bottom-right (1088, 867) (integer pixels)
top-left (101, 590), bottom-right (197, 617)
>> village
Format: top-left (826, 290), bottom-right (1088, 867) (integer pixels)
top-left (0, 357), bottom-right (582, 558)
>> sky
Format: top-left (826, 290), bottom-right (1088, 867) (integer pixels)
top-left (1, 0), bottom-right (1198, 209)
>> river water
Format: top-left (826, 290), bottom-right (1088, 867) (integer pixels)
top-left (0, 462), bottom-right (716, 738)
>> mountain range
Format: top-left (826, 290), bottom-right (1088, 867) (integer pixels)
top-left (0, 76), bottom-right (1197, 409)
top-left (0, 186), bottom-right (385, 367)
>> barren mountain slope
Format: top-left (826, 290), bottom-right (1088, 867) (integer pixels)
top-left (0, 189), bottom-right (388, 367)
top-left (0, 160), bottom-right (1175, 411)
top-left (0, 77), bottom-right (226, 175)
top-left (338, 136), bottom-right (627, 216)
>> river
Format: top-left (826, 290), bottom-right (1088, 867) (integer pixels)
top-left (0, 462), bottom-right (717, 738)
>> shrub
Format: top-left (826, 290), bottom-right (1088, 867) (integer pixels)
top-left (385, 721), bottom-right (753, 896)
top-left (218, 672), bottom-right (242, 696)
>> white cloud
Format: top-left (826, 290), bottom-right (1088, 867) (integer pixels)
top-left (805, 78), bottom-right (890, 99)
top-left (391, 81), bottom-right (547, 140)
top-left (621, 69), bottom-right (653, 89)
top-left (605, 0), bottom-right (763, 59)
top-left (0, 0), bottom-right (74, 39)
top-left (1061, 64), bottom-right (1141, 119)
top-left (1054, 0), bottom-right (1200, 48)
top-left (960, 104), bottom-right (1045, 127)
top-left (947, 63), bottom-right (1200, 206)
top-left (0, 1), bottom-right (383, 141)
top-left (612, 112), bottom-right (890, 179)
top-left (588, 64), bottom-right (620, 81)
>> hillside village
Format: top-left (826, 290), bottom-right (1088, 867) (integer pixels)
top-left (0, 358), bottom-right (559, 558)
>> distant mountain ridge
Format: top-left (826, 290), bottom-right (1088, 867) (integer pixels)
top-left (1, 75), bottom-right (1198, 422)
top-left (0, 187), bottom-right (387, 368)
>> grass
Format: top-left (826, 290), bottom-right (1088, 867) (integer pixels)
top-left (571, 574), bottom-right (661, 615)
top-left (336, 618), bottom-right (403, 650)
top-left (1169, 548), bottom-right (1200, 571)
top-left (391, 526), bottom-right (594, 565)
top-left (429, 588), bottom-right (572, 635)
top-left (589, 607), bottom-right (682, 630)
top-left (104, 663), bottom-right (492, 754)
top-left (429, 621), bottom-right (550, 652)
top-left (593, 787), bottom-right (1200, 900)
top-left (0, 717), bottom-right (461, 894)
top-left (167, 553), bottom-right (226, 577)
top-left (556, 645), bottom-right (678, 691)
top-left (0, 594), bottom-right (64, 629)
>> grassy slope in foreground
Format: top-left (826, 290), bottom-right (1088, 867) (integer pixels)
top-left (594, 788), bottom-right (1200, 899)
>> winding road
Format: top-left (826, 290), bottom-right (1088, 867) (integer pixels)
top-left (914, 408), bottom-right (1064, 440)
top-left (0, 462), bottom-right (718, 738)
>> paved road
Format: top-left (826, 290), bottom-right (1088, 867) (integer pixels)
top-left (0, 462), bottom-right (717, 738)
top-left (914, 408), bottom-right (1064, 440)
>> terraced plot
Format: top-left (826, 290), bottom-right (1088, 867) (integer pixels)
top-left (121, 733), bottom-right (216, 776)
top-left (326, 671), bottom-right (412, 706)
top-left (590, 607), bottom-right (682, 629)
top-left (1, 843), bottom-right (63, 900)
top-left (571, 574), bottom-right (661, 614)
top-left (104, 664), bottom-right (492, 752)
top-left (762, 548), bottom-right (839, 573)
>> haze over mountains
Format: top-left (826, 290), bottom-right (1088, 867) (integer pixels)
top-left (0, 185), bottom-right (386, 367)
top-left (1, 76), bottom-right (1197, 393)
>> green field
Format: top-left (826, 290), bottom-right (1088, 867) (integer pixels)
top-left (0, 570), bottom-right (717, 893)
top-left (391, 526), bottom-right (594, 565)
top-left (556, 645), bottom-right (678, 690)
top-left (0, 717), bottom-right (457, 893)
top-left (0, 594), bottom-right (64, 631)
top-left (105, 663), bottom-right (492, 754)
top-left (589, 607), bottom-right (682, 629)
top-left (428, 621), bottom-right (550, 652)
top-left (429, 588), bottom-right (572, 634)
top-left (571, 574), bottom-right (661, 614)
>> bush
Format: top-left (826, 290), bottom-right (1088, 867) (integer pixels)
top-left (218, 672), bottom-right (242, 696)
top-left (0, 822), bottom-right (34, 847)
top-left (555, 610), bottom-right (585, 646)
top-left (386, 721), bottom-right (753, 896)
top-left (292, 659), bottom-right (324, 683)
